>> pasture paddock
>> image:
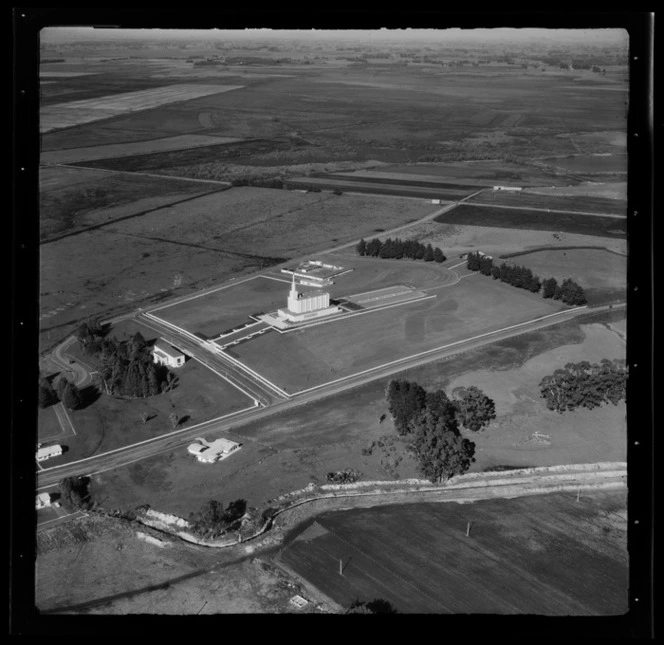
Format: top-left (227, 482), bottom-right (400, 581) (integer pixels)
top-left (278, 491), bottom-right (627, 614)
top-left (434, 204), bottom-right (626, 238)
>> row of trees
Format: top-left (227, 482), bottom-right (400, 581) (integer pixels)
top-left (539, 359), bottom-right (627, 413)
top-left (384, 379), bottom-right (496, 483)
top-left (466, 252), bottom-right (587, 306)
top-left (356, 237), bottom-right (446, 263)
top-left (77, 324), bottom-right (175, 399)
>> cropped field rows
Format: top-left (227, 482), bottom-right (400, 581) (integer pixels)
top-left (40, 84), bottom-right (244, 132)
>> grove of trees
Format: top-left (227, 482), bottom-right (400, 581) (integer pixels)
top-left (356, 237), bottom-right (446, 263)
top-left (76, 324), bottom-right (175, 399)
top-left (384, 379), bottom-right (496, 483)
top-left (188, 498), bottom-right (248, 539)
top-left (539, 359), bottom-right (627, 413)
top-left (58, 476), bottom-right (93, 512)
top-left (38, 374), bottom-right (57, 409)
top-left (466, 252), bottom-right (587, 306)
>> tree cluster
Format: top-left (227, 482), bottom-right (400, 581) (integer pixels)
top-left (77, 327), bottom-right (175, 399)
top-left (384, 379), bottom-right (494, 483)
top-left (38, 374), bottom-right (58, 409)
top-left (58, 476), bottom-right (92, 512)
top-left (346, 599), bottom-right (399, 614)
top-left (539, 359), bottom-right (627, 413)
top-left (466, 252), bottom-right (587, 306)
top-left (188, 499), bottom-right (247, 539)
top-left (356, 237), bottom-right (446, 263)
top-left (326, 469), bottom-right (362, 484)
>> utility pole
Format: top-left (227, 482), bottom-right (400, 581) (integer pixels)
top-left (339, 558), bottom-right (344, 576)
top-left (466, 521), bottom-right (472, 537)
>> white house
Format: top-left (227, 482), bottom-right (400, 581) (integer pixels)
top-left (152, 341), bottom-right (185, 368)
top-left (37, 445), bottom-right (62, 462)
top-left (36, 492), bottom-right (52, 509)
top-left (187, 437), bottom-right (241, 463)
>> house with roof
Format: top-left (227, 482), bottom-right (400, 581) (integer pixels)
top-left (152, 340), bottom-right (185, 368)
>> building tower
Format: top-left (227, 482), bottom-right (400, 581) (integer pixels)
top-left (287, 273), bottom-right (300, 312)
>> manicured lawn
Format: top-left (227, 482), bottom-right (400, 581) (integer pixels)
top-left (151, 276), bottom-right (287, 337)
top-left (44, 357), bottom-right (254, 465)
top-left (37, 406), bottom-right (65, 443)
top-left (231, 275), bottom-right (566, 393)
top-left (278, 491), bottom-right (627, 614)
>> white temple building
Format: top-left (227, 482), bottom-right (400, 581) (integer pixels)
top-left (275, 274), bottom-right (340, 324)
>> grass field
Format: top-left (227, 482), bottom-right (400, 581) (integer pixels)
top-left (38, 188), bottom-right (432, 351)
top-left (39, 165), bottom-right (217, 241)
top-left (469, 190), bottom-right (627, 215)
top-left (37, 406), bottom-right (65, 443)
top-left (231, 274), bottom-right (566, 393)
top-left (88, 309), bottom-right (626, 517)
top-left (41, 134), bottom-right (245, 165)
top-left (38, 319), bottom-right (254, 465)
top-left (434, 203), bottom-right (627, 238)
top-left (497, 247), bottom-right (627, 304)
top-left (278, 491), bottom-right (627, 614)
top-left (541, 154), bottom-right (627, 174)
top-left (284, 176), bottom-right (473, 201)
top-left (152, 276), bottom-right (288, 337)
top-left (41, 84), bottom-right (244, 132)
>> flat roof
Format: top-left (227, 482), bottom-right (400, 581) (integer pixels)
top-left (153, 341), bottom-right (184, 358)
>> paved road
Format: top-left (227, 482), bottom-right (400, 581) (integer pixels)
top-left (51, 336), bottom-right (93, 388)
top-left (36, 303), bottom-right (623, 490)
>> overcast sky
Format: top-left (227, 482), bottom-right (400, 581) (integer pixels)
top-left (41, 27), bottom-right (628, 47)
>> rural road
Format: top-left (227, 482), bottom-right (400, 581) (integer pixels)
top-left (36, 302), bottom-right (623, 491)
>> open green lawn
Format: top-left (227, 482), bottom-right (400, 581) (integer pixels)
top-left (37, 406), bottom-right (65, 443)
top-left (499, 247), bottom-right (626, 304)
top-left (231, 274), bottom-right (566, 393)
top-left (151, 276), bottom-right (287, 337)
top-left (87, 309), bottom-right (625, 517)
top-left (40, 357), bottom-right (254, 466)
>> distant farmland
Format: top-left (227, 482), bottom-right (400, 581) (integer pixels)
top-left (284, 176), bottom-right (472, 201)
top-left (278, 491), bottom-right (627, 614)
top-left (469, 190), bottom-right (627, 215)
top-left (40, 84), bottom-right (244, 132)
top-left (434, 204), bottom-right (627, 238)
top-left (541, 154), bottom-right (627, 174)
top-left (41, 134), bottom-right (245, 165)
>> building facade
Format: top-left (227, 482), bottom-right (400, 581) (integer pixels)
top-left (152, 341), bottom-right (185, 368)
